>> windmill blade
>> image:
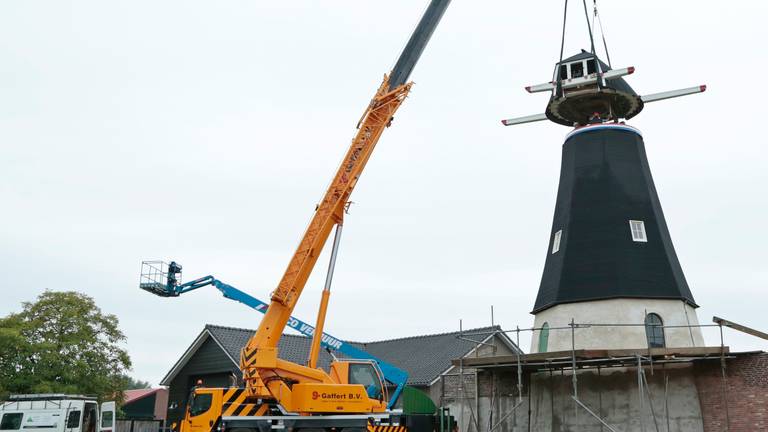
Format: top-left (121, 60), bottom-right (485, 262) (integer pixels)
top-left (525, 66), bottom-right (635, 93)
top-left (501, 113), bottom-right (548, 126)
top-left (641, 85), bottom-right (707, 103)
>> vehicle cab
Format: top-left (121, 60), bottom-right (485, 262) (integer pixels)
top-left (330, 360), bottom-right (388, 404)
top-left (176, 386), bottom-right (223, 432)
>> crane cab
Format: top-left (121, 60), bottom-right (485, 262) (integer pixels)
top-left (179, 388), bottom-right (221, 432)
top-left (329, 360), bottom-right (387, 402)
top-left (176, 384), bottom-right (270, 432)
top-left (289, 360), bottom-right (388, 414)
top-left (176, 360), bottom-right (388, 432)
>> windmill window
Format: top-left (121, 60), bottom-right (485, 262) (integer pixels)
top-left (559, 64), bottom-right (568, 80)
top-left (539, 322), bottom-right (550, 352)
top-left (629, 220), bottom-right (647, 242)
top-left (645, 313), bottom-right (665, 348)
top-left (551, 230), bottom-right (562, 254)
top-left (587, 59), bottom-right (597, 75)
top-left (571, 62), bottom-right (584, 78)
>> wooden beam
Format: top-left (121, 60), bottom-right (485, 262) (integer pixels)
top-left (713, 316), bottom-right (768, 341)
top-left (451, 346), bottom-right (729, 367)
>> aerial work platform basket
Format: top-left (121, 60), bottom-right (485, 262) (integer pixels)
top-left (139, 260), bottom-right (181, 297)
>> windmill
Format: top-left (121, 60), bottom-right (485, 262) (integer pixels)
top-left (505, 2), bottom-right (709, 352)
top-left (501, 0), bottom-right (706, 128)
top-left (501, 52), bottom-right (705, 127)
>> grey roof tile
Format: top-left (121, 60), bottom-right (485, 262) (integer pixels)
top-left (206, 325), bottom-right (336, 370)
top-left (204, 324), bottom-right (516, 386)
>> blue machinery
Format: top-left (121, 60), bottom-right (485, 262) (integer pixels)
top-left (139, 261), bottom-right (409, 408)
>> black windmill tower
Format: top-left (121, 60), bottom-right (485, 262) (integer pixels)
top-left (502, 2), bottom-right (707, 352)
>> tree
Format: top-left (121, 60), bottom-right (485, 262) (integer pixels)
top-left (0, 291), bottom-right (132, 401)
top-left (124, 376), bottom-right (151, 390)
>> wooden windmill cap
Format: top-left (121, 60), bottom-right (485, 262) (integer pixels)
top-left (546, 50), bottom-right (645, 126)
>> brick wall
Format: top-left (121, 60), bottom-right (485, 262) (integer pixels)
top-left (694, 352), bottom-right (768, 431)
top-left (440, 371), bottom-right (477, 403)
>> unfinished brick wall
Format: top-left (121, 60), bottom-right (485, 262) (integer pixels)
top-left (439, 370), bottom-right (477, 403)
top-left (476, 369), bottom-right (527, 398)
top-left (694, 352), bottom-right (768, 431)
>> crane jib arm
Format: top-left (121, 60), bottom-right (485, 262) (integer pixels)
top-left (239, 0), bottom-right (452, 401)
top-left (389, 0), bottom-right (452, 91)
top-left (241, 79), bottom-right (411, 362)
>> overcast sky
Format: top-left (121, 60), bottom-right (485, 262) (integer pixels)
top-left (1, 1), bottom-right (766, 385)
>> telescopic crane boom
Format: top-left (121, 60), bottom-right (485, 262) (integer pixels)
top-left (139, 2), bottom-right (452, 426)
top-left (240, 0), bottom-right (451, 413)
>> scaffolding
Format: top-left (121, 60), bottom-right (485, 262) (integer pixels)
top-left (449, 315), bottom-right (767, 432)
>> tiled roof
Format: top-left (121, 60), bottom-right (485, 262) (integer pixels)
top-left (124, 388), bottom-right (158, 404)
top-left (204, 324), bottom-right (517, 386)
top-left (206, 325), bottom-right (337, 371)
top-left (353, 329), bottom-right (506, 385)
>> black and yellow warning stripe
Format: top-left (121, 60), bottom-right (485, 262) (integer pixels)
top-left (220, 388), bottom-right (263, 417)
top-left (369, 426), bottom-right (407, 432)
top-left (241, 347), bottom-right (258, 366)
top-left (230, 403), bottom-right (262, 417)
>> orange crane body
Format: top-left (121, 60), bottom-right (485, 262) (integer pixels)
top-left (152, 3), bottom-right (453, 430)
top-left (240, 77), bottom-right (412, 413)
top-left (233, 0), bottom-right (455, 414)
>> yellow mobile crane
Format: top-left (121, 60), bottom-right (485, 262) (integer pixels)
top-left (151, 2), bottom-right (454, 432)
top-left (239, 0), bottom-right (451, 416)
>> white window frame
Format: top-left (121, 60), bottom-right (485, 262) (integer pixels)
top-left (551, 230), bottom-right (562, 254)
top-left (629, 220), bottom-right (647, 242)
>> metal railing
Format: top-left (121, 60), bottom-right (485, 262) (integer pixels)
top-left (451, 315), bottom-right (766, 432)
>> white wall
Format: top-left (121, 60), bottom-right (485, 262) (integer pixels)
top-left (530, 299), bottom-right (705, 352)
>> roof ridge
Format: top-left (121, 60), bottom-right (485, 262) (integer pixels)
top-left (205, 324), bottom-right (310, 339)
top-left (205, 323), bottom-right (254, 333)
top-left (204, 324), bottom-right (502, 345)
top-left (360, 325), bottom-right (501, 345)
top-left (123, 388), bottom-right (162, 403)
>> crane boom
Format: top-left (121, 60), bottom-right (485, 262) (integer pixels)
top-left (389, 0), bottom-right (452, 91)
top-left (241, 76), bottom-right (410, 396)
top-left (240, 0), bottom-right (452, 402)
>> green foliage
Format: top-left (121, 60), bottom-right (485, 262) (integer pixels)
top-left (0, 291), bottom-right (132, 401)
top-left (124, 376), bottom-right (151, 390)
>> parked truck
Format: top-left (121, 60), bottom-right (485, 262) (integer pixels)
top-left (0, 394), bottom-right (115, 432)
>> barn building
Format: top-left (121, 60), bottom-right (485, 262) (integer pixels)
top-left (160, 324), bottom-right (521, 427)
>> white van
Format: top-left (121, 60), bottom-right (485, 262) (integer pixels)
top-left (0, 395), bottom-right (115, 432)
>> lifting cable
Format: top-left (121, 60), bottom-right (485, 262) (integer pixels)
top-left (558, 0), bottom-right (613, 90)
top-left (581, 0), bottom-right (597, 57)
top-left (558, 0), bottom-right (569, 65)
top-left (556, 0), bottom-right (569, 94)
top-left (558, 0), bottom-right (607, 64)
top-left (580, 0), bottom-right (602, 90)
top-left (593, 0), bottom-right (612, 67)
